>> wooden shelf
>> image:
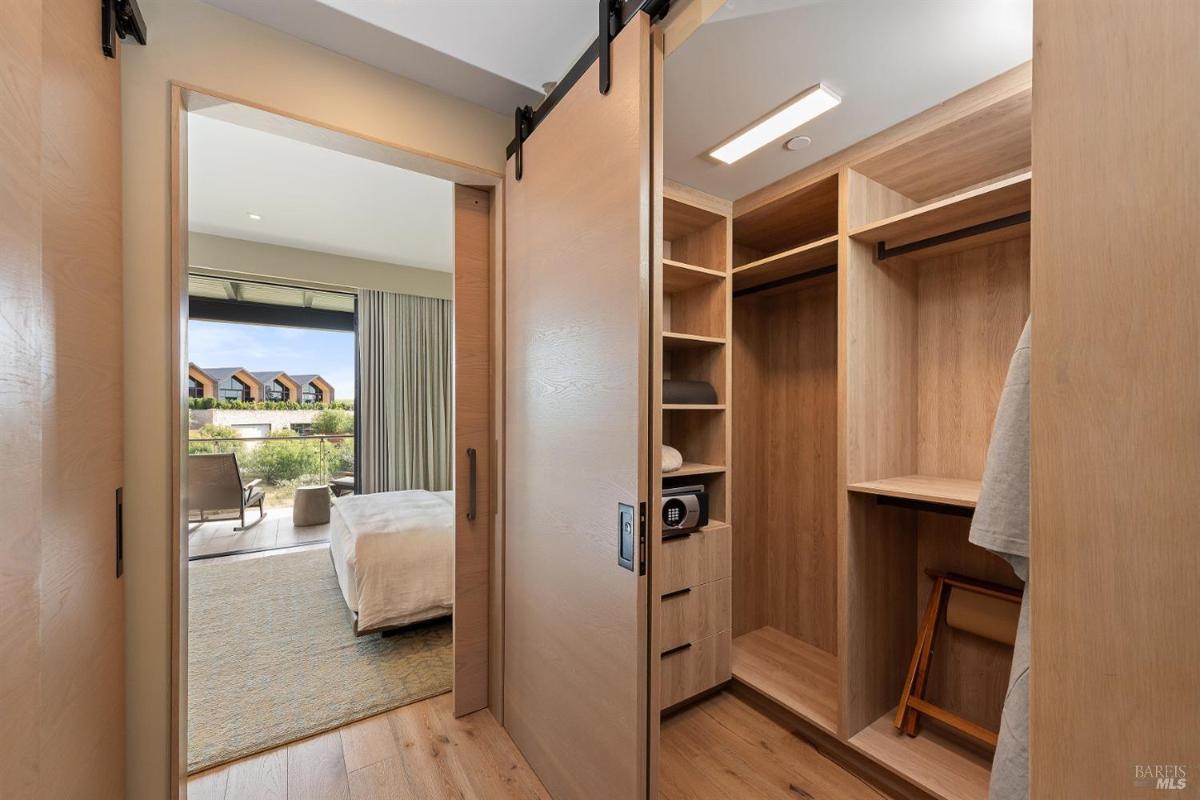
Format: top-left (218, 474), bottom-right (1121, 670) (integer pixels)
top-left (849, 171), bottom-right (1031, 260)
top-left (663, 403), bottom-right (726, 412)
top-left (732, 235), bottom-right (838, 292)
top-left (732, 627), bottom-right (838, 735)
top-left (664, 195), bottom-right (726, 241)
top-left (664, 462), bottom-right (726, 479)
top-left (850, 710), bottom-right (992, 800)
top-left (847, 475), bottom-right (980, 509)
top-left (663, 331), bottom-right (725, 350)
top-left (663, 259), bottom-right (725, 293)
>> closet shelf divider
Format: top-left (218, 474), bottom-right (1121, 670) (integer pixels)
top-left (731, 234), bottom-right (839, 292)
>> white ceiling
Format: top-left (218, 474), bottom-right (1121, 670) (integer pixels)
top-left (187, 112), bottom-right (454, 271)
top-left (201, 0), bottom-right (595, 113)
top-left (666, 0), bottom-right (1033, 198)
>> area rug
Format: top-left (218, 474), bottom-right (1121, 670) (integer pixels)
top-left (188, 547), bottom-right (451, 773)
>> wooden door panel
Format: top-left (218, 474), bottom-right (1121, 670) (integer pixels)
top-left (504, 14), bottom-right (652, 800)
top-left (454, 185), bottom-right (492, 716)
top-left (0, 0), bottom-right (125, 796)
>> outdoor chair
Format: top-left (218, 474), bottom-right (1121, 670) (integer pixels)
top-left (187, 452), bottom-right (266, 531)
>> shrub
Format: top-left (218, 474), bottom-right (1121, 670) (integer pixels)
top-left (187, 424), bottom-right (244, 456)
top-left (240, 429), bottom-right (322, 484)
top-left (310, 408), bottom-right (354, 435)
top-left (188, 397), bottom-right (355, 412)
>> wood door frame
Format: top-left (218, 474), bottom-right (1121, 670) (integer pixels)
top-left (167, 82), bottom-right (505, 797)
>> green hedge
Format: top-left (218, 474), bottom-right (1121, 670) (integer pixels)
top-left (188, 397), bottom-right (354, 412)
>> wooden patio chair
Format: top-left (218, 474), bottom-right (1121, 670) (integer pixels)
top-left (187, 452), bottom-right (266, 531)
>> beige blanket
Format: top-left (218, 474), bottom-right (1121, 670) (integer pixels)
top-left (329, 490), bottom-right (454, 633)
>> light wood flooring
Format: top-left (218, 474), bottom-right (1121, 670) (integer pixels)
top-left (189, 510), bottom-right (330, 559)
top-left (190, 689), bottom-right (884, 800)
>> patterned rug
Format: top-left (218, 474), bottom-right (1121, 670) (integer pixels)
top-left (188, 547), bottom-right (451, 773)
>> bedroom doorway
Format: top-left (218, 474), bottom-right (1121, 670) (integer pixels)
top-left (171, 88), bottom-right (497, 783)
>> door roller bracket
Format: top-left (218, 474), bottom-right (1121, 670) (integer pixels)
top-left (513, 104), bottom-right (533, 181)
top-left (101, 0), bottom-right (147, 58)
top-left (599, 0), bottom-right (621, 95)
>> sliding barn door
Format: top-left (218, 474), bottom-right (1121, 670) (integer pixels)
top-left (504, 13), bottom-right (654, 800)
top-left (0, 0), bottom-right (125, 796)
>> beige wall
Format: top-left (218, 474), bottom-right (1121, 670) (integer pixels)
top-left (190, 232), bottom-right (454, 300)
top-left (120, 2), bottom-right (507, 797)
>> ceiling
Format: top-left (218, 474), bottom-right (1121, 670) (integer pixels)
top-left (666, 0), bottom-right (1033, 199)
top-left (187, 112), bottom-right (454, 271)
top-left (201, 0), bottom-right (596, 113)
top-left (201, 0), bottom-right (1031, 201)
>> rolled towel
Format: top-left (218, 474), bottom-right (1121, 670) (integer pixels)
top-left (662, 445), bottom-right (684, 473)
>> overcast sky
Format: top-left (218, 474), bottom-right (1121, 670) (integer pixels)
top-left (188, 320), bottom-right (355, 400)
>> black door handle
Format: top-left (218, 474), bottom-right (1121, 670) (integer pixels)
top-left (467, 447), bottom-right (477, 521)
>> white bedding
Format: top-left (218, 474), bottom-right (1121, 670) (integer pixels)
top-left (328, 489), bottom-right (454, 633)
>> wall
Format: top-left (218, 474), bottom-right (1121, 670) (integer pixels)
top-left (190, 232), bottom-right (454, 300)
top-left (120, 2), bottom-right (508, 796)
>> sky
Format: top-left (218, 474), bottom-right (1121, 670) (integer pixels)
top-left (188, 320), bottom-right (355, 400)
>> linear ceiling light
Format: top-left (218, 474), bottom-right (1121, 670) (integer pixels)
top-left (709, 83), bottom-right (841, 165)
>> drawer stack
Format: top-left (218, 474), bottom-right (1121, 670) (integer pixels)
top-left (659, 522), bottom-right (732, 708)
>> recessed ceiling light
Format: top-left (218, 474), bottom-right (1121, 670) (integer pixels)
top-left (709, 84), bottom-right (840, 165)
top-left (785, 136), bottom-right (813, 151)
top-left (247, 212), bottom-right (262, 220)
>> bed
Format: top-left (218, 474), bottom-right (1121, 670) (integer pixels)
top-left (328, 489), bottom-right (454, 635)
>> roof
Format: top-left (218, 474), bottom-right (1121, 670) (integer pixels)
top-left (289, 374), bottom-right (320, 386)
top-left (202, 366), bottom-right (258, 385)
top-left (250, 370), bottom-right (290, 385)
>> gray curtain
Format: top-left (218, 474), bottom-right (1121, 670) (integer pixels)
top-left (357, 289), bottom-right (452, 493)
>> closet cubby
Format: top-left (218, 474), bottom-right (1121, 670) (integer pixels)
top-left (841, 93), bottom-right (1031, 799)
top-left (655, 184), bottom-right (734, 710)
top-left (731, 173), bottom-right (839, 293)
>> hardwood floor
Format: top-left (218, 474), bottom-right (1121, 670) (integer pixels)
top-left (188, 692), bottom-right (550, 800)
top-left (190, 687), bottom-right (883, 799)
top-left (661, 691), bottom-right (886, 800)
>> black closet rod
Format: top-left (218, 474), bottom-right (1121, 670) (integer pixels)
top-left (876, 210), bottom-right (1031, 261)
top-left (732, 264), bottom-right (837, 298)
top-left (505, 0), bottom-right (671, 162)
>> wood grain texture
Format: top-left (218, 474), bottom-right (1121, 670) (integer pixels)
top-left (0, 3), bottom-right (44, 796)
top-left (733, 174), bottom-right (839, 258)
top-left (849, 709), bottom-right (991, 800)
top-left (1031, 2), bottom-right (1200, 796)
top-left (916, 238), bottom-right (1030, 479)
top-left (732, 627), bottom-right (839, 735)
top-left (454, 185), bottom-right (493, 716)
top-left (841, 169), bottom-right (920, 737)
top-left (660, 630), bottom-right (731, 709)
top-left (25, 1), bottom-right (126, 796)
top-left (848, 475), bottom-right (980, 508)
top-left (732, 234), bottom-right (839, 291)
top-left (660, 578), bottom-right (731, 652)
top-left (732, 277), bottom-right (838, 650)
top-left (659, 523), bottom-right (731, 595)
top-left (503, 16), bottom-right (650, 799)
top-left (849, 171), bottom-right (1031, 250)
top-left (191, 695), bottom-right (548, 800)
top-left (661, 690), bottom-right (884, 800)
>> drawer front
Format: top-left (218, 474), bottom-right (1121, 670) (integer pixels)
top-left (660, 629), bottom-right (731, 709)
top-left (660, 578), bottom-right (731, 653)
top-left (659, 524), bottom-right (731, 595)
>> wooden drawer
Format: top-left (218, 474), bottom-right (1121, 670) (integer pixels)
top-left (660, 523), bottom-right (731, 595)
top-left (660, 629), bottom-right (731, 709)
top-left (660, 578), bottom-right (731, 652)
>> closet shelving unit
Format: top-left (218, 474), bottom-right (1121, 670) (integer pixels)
top-left (656, 182), bottom-right (735, 710)
top-left (674, 77), bottom-right (1035, 800)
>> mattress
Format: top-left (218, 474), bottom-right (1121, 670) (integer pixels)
top-left (328, 489), bottom-right (454, 633)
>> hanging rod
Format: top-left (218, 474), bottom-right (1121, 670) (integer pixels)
top-left (733, 264), bottom-right (836, 298)
top-left (875, 494), bottom-right (975, 519)
top-left (506, 0), bottom-right (671, 166)
top-left (876, 210), bottom-right (1031, 261)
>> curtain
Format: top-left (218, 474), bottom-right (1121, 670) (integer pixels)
top-left (357, 290), bottom-right (452, 493)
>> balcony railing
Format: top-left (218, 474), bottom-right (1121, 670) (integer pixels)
top-left (188, 433), bottom-right (354, 508)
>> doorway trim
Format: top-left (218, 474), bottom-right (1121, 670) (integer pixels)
top-left (168, 82), bottom-right (504, 797)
